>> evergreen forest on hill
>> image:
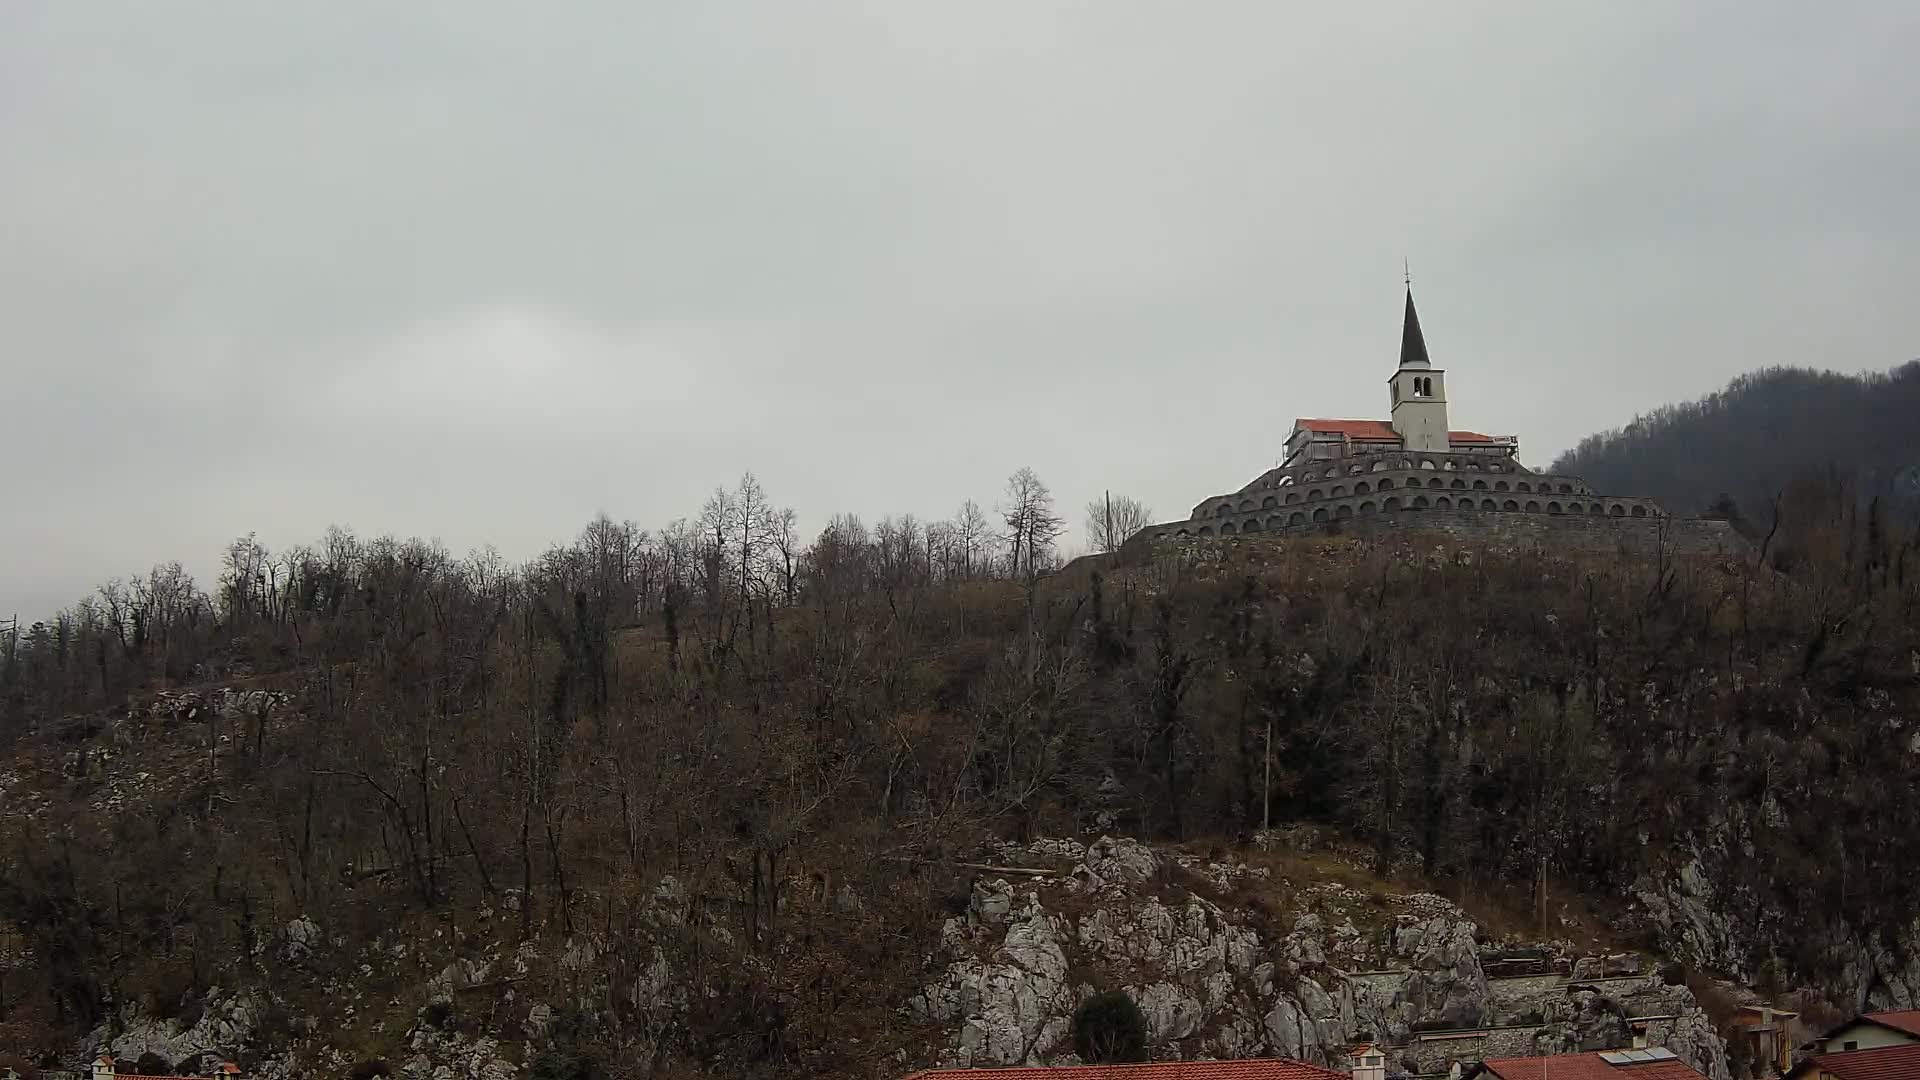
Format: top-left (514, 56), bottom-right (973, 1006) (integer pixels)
top-left (1553, 360), bottom-right (1920, 520)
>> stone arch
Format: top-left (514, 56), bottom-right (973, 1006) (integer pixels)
top-left (1311, 508), bottom-right (1329, 523)
top-left (1383, 496), bottom-right (1402, 511)
top-left (1199, 525), bottom-right (1215, 536)
top-left (1419, 459), bottom-right (1438, 470)
top-left (1348, 464), bottom-right (1365, 476)
top-left (1609, 504), bottom-right (1625, 517)
top-left (1242, 518), bottom-right (1262, 533)
top-left (1331, 485), bottom-right (1347, 498)
top-left (1502, 499), bottom-right (1519, 511)
top-left (1517, 481), bottom-right (1532, 493)
top-left (1443, 459), bottom-right (1458, 470)
top-left (1335, 503), bottom-right (1354, 519)
top-left (1495, 480), bottom-right (1510, 492)
top-left (1356, 481), bottom-right (1371, 495)
top-left (1481, 499), bottom-right (1498, 510)
top-left (1429, 477), bottom-right (1446, 489)
top-left (1525, 500), bottom-right (1541, 512)
top-left (1262, 495), bottom-right (1277, 509)
top-left (1473, 479), bottom-right (1489, 490)
top-left (1412, 495), bottom-right (1429, 509)
top-left (1240, 499), bottom-right (1255, 512)
top-left (1175, 528), bottom-right (1191, 538)
top-left (1436, 496), bottom-right (1453, 509)
top-left (1288, 512), bottom-right (1307, 527)
top-left (1451, 478), bottom-right (1467, 489)
top-left (1359, 500), bottom-right (1377, 515)
top-left (1217, 503), bottom-right (1233, 517)
top-left (1632, 504), bottom-right (1648, 517)
top-left (1309, 489), bottom-right (1324, 501)
top-left (1268, 516), bottom-right (1286, 531)
top-left (1371, 458), bottom-right (1391, 472)
top-left (1285, 493), bottom-right (1301, 505)
top-left (1558, 483), bottom-right (1573, 494)
top-left (1220, 521), bottom-right (1237, 535)
top-left (1276, 475), bottom-right (1293, 486)
top-left (1588, 503), bottom-right (1604, 515)
top-left (1547, 501), bottom-right (1563, 514)
top-left (1378, 477), bottom-right (1396, 490)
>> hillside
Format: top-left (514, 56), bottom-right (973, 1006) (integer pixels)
top-left (2, 488), bottom-right (1919, 1078)
top-left (1552, 361), bottom-right (1920, 519)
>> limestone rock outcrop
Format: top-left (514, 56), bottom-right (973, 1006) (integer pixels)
top-left (910, 836), bottom-right (1730, 1079)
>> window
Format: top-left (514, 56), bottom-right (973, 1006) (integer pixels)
top-left (1844, 1041), bottom-right (1859, 1052)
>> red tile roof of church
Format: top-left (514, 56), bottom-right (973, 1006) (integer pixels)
top-left (1292, 418), bottom-right (1502, 445)
top-left (1295, 418), bottom-right (1400, 441)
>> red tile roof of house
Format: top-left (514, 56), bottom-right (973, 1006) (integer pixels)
top-left (899, 1060), bottom-right (1347, 1080)
top-left (1862, 1008), bottom-right (1920, 1038)
top-left (1476, 1051), bottom-right (1708, 1080)
top-left (1446, 430), bottom-right (1501, 444)
top-left (1801, 1042), bottom-right (1920, 1079)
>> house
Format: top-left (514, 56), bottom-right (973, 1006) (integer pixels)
top-left (90, 1057), bottom-right (241, 1080)
top-left (1806, 1009), bottom-right (1920, 1055)
top-left (899, 1057), bottom-right (1352, 1080)
top-left (1461, 1048), bottom-right (1710, 1080)
top-left (1727, 1003), bottom-right (1801, 1077)
top-left (1784, 1042), bottom-right (1920, 1080)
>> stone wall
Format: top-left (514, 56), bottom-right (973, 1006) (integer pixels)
top-left (1128, 509), bottom-right (1743, 558)
top-left (1336, 509), bottom-right (1744, 556)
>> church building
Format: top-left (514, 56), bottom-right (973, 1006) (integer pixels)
top-left (1132, 286), bottom-right (1675, 543)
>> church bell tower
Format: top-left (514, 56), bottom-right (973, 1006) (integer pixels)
top-left (1388, 286), bottom-right (1449, 453)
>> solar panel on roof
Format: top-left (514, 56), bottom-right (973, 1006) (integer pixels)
top-left (1598, 1047), bottom-right (1680, 1066)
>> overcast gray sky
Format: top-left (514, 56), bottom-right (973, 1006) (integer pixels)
top-left (4, 3), bottom-right (1917, 619)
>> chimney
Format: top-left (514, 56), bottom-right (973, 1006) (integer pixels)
top-left (1350, 1043), bottom-right (1387, 1080)
top-left (92, 1056), bottom-right (116, 1080)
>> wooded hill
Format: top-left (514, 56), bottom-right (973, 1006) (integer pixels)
top-left (1, 460), bottom-right (1917, 1076)
top-left (1553, 360), bottom-right (1920, 519)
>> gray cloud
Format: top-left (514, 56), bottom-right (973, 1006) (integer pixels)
top-left (5, 2), bottom-right (1918, 617)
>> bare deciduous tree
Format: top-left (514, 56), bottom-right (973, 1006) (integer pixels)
top-left (1083, 492), bottom-right (1153, 553)
top-left (1000, 467), bottom-right (1064, 580)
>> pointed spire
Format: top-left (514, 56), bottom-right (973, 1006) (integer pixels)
top-left (1399, 285), bottom-right (1431, 369)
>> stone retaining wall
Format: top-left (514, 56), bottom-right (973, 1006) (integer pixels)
top-left (1337, 509), bottom-right (1743, 555)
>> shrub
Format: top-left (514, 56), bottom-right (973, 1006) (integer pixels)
top-left (1072, 990), bottom-right (1148, 1064)
top-left (529, 1050), bottom-right (602, 1080)
top-left (421, 1001), bottom-right (455, 1030)
top-left (349, 1060), bottom-right (392, 1080)
top-left (134, 1053), bottom-right (173, 1076)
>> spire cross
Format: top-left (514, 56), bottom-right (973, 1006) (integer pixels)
top-left (1404, 258), bottom-right (1411, 287)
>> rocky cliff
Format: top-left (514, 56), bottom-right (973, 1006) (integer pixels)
top-left (909, 836), bottom-right (1728, 1079)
